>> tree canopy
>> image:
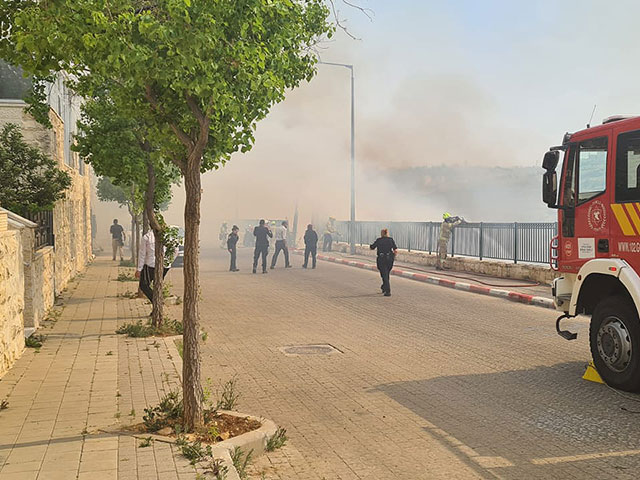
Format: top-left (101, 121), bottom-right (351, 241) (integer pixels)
top-left (1, 0), bottom-right (333, 430)
top-left (0, 122), bottom-right (71, 216)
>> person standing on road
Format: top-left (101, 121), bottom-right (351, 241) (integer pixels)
top-left (270, 220), bottom-right (291, 269)
top-left (437, 213), bottom-right (463, 270)
top-left (322, 216), bottom-right (336, 252)
top-left (110, 219), bottom-right (126, 261)
top-left (135, 229), bottom-right (170, 308)
top-left (253, 219), bottom-right (273, 274)
top-left (227, 225), bottom-right (240, 272)
top-left (370, 228), bottom-right (397, 297)
top-left (302, 224), bottom-right (318, 269)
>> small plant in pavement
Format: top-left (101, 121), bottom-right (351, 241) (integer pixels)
top-left (176, 436), bottom-right (212, 465)
top-left (138, 436), bottom-right (153, 448)
top-left (116, 318), bottom-right (182, 337)
top-left (25, 334), bottom-right (44, 348)
top-left (265, 427), bottom-right (288, 452)
top-left (230, 447), bottom-right (253, 480)
top-left (216, 376), bottom-right (240, 411)
top-left (205, 458), bottom-right (229, 480)
top-left (143, 390), bottom-right (183, 432)
top-left (117, 271), bottom-right (137, 282)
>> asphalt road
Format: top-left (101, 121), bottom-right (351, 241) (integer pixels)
top-left (171, 246), bottom-right (640, 479)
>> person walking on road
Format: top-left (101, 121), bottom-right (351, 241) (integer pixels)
top-left (271, 220), bottom-right (291, 269)
top-left (135, 229), bottom-right (170, 308)
top-left (370, 228), bottom-right (397, 297)
top-left (437, 213), bottom-right (463, 270)
top-left (302, 224), bottom-right (318, 269)
top-left (227, 225), bottom-right (240, 272)
top-left (253, 219), bottom-right (273, 274)
top-left (110, 219), bottom-right (126, 261)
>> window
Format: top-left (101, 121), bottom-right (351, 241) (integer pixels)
top-left (561, 146), bottom-right (577, 237)
top-left (0, 61), bottom-right (31, 100)
top-left (615, 130), bottom-right (640, 202)
top-left (577, 137), bottom-right (607, 204)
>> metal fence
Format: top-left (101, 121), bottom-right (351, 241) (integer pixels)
top-left (24, 210), bottom-right (55, 250)
top-left (335, 221), bottom-right (557, 265)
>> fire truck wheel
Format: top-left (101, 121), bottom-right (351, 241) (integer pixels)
top-left (590, 295), bottom-right (640, 392)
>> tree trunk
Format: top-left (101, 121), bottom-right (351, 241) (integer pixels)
top-left (142, 209), bottom-right (149, 234)
top-left (182, 155), bottom-right (203, 431)
top-left (144, 161), bottom-right (165, 328)
top-left (135, 214), bottom-right (141, 268)
top-left (130, 211), bottom-right (136, 263)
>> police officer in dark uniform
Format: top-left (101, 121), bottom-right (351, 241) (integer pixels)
top-left (227, 225), bottom-right (240, 272)
top-left (370, 228), bottom-right (397, 296)
top-left (253, 219), bottom-right (273, 274)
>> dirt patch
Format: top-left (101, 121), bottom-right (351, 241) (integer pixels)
top-left (125, 412), bottom-right (261, 444)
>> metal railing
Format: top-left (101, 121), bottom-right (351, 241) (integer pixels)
top-left (334, 221), bottom-right (557, 264)
top-left (24, 210), bottom-right (55, 250)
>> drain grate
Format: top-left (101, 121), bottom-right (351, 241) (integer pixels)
top-left (278, 344), bottom-right (341, 356)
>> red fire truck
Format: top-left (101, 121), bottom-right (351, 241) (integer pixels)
top-left (543, 115), bottom-right (640, 391)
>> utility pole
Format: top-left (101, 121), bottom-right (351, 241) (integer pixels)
top-left (318, 61), bottom-right (356, 254)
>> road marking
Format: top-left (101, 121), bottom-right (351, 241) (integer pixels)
top-left (531, 449), bottom-right (640, 465)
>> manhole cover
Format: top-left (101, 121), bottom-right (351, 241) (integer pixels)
top-left (278, 344), bottom-right (341, 356)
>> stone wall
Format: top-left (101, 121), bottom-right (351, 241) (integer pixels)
top-left (24, 247), bottom-right (55, 328)
top-left (334, 242), bottom-right (560, 285)
top-left (0, 226), bottom-right (25, 378)
top-left (50, 110), bottom-right (93, 294)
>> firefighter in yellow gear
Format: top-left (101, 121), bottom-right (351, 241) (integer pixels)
top-left (437, 213), bottom-right (463, 270)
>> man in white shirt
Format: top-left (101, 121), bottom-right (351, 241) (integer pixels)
top-left (135, 230), bottom-right (170, 304)
top-left (270, 220), bottom-right (292, 269)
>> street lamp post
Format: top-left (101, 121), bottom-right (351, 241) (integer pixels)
top-left (318, 61), bottom-right (356, 255)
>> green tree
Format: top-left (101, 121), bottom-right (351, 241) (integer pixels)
top-left (2, 0), bottom-right (333, 430)
top-left (78, 93), bottom-right (179, 326)
top-left (96, 176), bottom-right (141, 261)
top-left (0, 122), bottom-right (70, 216)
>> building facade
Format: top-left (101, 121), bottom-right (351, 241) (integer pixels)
top-left (0, 63), bottom-right (93, 376)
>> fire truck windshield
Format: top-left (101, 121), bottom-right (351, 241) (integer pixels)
top-left (577, 137), bottom-right (607, 204)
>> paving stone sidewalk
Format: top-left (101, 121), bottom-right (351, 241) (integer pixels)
top-left (0, 257), bottom-right (195, 480)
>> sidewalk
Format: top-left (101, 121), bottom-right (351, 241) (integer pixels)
top-left (0, 258), bottom-right (194, 480)
top-left (294, 249), bottom-right (555, 309)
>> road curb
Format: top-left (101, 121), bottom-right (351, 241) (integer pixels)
top-left (294, 250), bottom-right (555, 310)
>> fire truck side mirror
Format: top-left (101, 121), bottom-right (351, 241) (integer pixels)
top-left (543, 170), bottom-right (558, 207)
top-left (542, 150), bottom-right (560, 171)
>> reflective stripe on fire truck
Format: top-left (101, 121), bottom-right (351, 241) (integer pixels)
top-left (611, 204), bottom-right (637, 236)
top-left (625, 204), bottom-right (640, 234)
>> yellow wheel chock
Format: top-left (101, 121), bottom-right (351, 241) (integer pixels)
top-left (582, 361), bottom-right (604, 384)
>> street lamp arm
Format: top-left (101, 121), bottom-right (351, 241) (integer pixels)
top-left (318, 60), bottom-right (353, 71)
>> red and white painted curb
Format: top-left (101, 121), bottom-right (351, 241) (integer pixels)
top-left (294, 251), bottom-right (555, 310)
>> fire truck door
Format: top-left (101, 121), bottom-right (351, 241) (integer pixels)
top-left (559, 136), bottom-right (610, 272)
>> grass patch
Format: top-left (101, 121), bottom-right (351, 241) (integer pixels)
top-left (231, 447), bottom-right (253, 480)
top-left (216, 376), bottom-right (240, 411)
top-left (117, 271), bottom-right (137, 282)
top-left (120, 259), bottom-right (135, 267)
top-left (176, 437), bottom-right (212, 465)
top-left (25, 334), bottom-right (44, 348)
top-left (204, 458), bottom-right (229, 480)
top-left (265, 427), bottom-right (288, 452)
top-left (143, 390), bottom-right (183, 432)
top-left (138, 436), bottom-right (153, 448)
top-left (116, 318), bottom-right (183, 338)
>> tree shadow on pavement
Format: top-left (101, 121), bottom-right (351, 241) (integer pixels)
top-left (374, 362), bottom-right (640, 480)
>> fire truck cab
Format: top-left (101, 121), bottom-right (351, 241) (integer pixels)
top-left (543, 115), bottom-right (640, 391)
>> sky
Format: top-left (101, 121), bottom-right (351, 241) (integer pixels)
top-left (96, 0), bottom-right (640, 246)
